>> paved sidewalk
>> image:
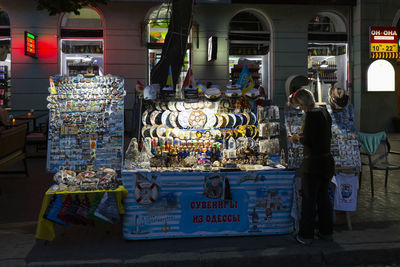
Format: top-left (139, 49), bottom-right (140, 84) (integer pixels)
top-left (0, 135), bottom-right (400, 266)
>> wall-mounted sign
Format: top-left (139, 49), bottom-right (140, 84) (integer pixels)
top-left (370, 26), bottom-right (398, 59)
top-left (24, 31), bottom-right (37, 58)
top-left (207, 36), bottom-right (217, 61)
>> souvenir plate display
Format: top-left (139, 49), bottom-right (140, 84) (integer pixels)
top-left (125, 92), bottom-right (286, 172)
top-left (46, 74), bottom-right (125, 172)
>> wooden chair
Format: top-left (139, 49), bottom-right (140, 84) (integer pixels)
top-left (358, 132), bottom-right (400, 197)
top-left (26, 121), bottom-right (48, 158)
top-left (0, 123), bottom-right (29, 176)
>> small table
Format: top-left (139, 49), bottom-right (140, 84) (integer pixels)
top-left (6, 119), bottom-right (28, 128)
top-left (14, 113), bottom-right (47, 132)
top-left (36, 186), bottom-right (128, 241)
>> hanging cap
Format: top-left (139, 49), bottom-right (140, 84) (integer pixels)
top-left (144, 85), bottom-right (157, 100)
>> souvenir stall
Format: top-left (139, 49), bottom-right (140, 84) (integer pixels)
top-left (122, 85), bottom-right (295, 240)
top-left (36, 74), bottom-right (128, 241)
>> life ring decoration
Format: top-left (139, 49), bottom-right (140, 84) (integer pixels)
top-left (134, 182), bottom-right (159, 205)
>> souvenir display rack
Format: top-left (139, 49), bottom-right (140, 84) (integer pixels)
top-left (284, 104), bottom-right (361, 170)
top-left (328, 104), bottom-right (361, 170)
top-left (126, 95), bottom-right (285, 172)
top-left (36, 74), bottom-right (128, 242)
top-left (256, 105), bottom-right (281, 163)
top-left (46, 74), bottom-right (125, 173)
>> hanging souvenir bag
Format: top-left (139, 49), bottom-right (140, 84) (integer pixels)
top-left (75, 194), bottom-right (93, 225)
top-left (87, 193), bottom-right (107, 223)
top-left (43, 194), bottom-right (68, 226)
top-left (57, 194), bottom-right (73, 223)
top-left (65, 195), bottom-right (85, 225)
top-left (94, 192), bottom-right (121, 224)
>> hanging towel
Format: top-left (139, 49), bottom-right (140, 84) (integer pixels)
top-left (357, 131), bottom-right (387, 155)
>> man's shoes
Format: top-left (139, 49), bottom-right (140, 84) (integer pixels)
top-left (318, 233), bottom-right (333, 241)
top-left (295, 234), bottom-right (313, 246)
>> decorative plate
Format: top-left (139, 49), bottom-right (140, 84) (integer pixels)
top-left (220, 99), bottom-right (231, 109)
top-left (196, 131), bottom-right (203, 139)
top-left (204, 113), bottom-right (217, 128)
top-left (235, 113), bottom-right (244, 126)
top-left (150, 110), bottom-right (161, 125)
top-left (161, 110), bottom-right (171, 125)
top-left (154, 102), bottom-right (162, 111)
top-left (175, 101), bottom-right (185, 112)
top-left (156, 125), bottom-right (168, 137)
top-left (142, 125), bottom-right (151, 138)
top-left (177, 111), bottom-right (190, 129)
top-left (221, 113), bottom-right (230, 128)
top-left (150, 125), bottom-right (158, 138)
top-left (160, 102), bottom-right (168, 111)
top-left (168, 101), bottom-right (177, 111)
top-left (142, 110), bottom-right (149, 126)
top-left (252, 125), bottom-right (258, 138)
top-left (249, 112), bottom-right (257, 125)
top-left (190, 102), bottom-right (199, 110)
top-left (245, 125), bottom-right (254, 137)
top-left (169, 111), bottom-right (179, 128)
top-left (227, 113), bottom-right (236, 128)
top-left (188, 110), bottom-right (207, 128)
top-left (203, 130), bottom-right (212, 139)
top-left (183, 101), bottom-right (192, 110)
top-left (242, 112), bottom-right (250, 125)
top-left (215, 114), bottom-right (224, 128)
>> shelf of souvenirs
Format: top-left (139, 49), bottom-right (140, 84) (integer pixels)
top-left (231, 72), bottom-right (260, 78)
top-left (308, 46), bottom-right (346, 56)
top-left (62, 45), bottom-right (103, 54)
top-left (125, 136), bottom-right (283, 172)
top-left (308, 72), bottom-right (337, 83)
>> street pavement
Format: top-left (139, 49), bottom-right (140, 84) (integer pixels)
top-left (1, 135), bottom-right (400, 266)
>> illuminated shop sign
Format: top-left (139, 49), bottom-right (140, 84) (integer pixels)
top-left (25, 31), bottom-right (37, 58)
top-left (369, 26), bottom-right (398, 59)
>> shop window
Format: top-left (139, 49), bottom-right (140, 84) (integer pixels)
top-left (0, 8), bottom-right (10, 108)
top-left (228, 11), bottom-right (270, 96)
top-left (307, 13), bottom-right (348, 104)
top-left (145, 3), bottom-right (191, 87)
top-left (59, 7), bottom-right (103, 76)
top-left (367, 60), bottom-right (395, 92)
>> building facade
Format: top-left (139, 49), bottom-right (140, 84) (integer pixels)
top-left (0, 0), bottom-right (399, 133)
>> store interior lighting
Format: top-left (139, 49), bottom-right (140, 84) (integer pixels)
top-left (320, 60), bottom-right (328, 68)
